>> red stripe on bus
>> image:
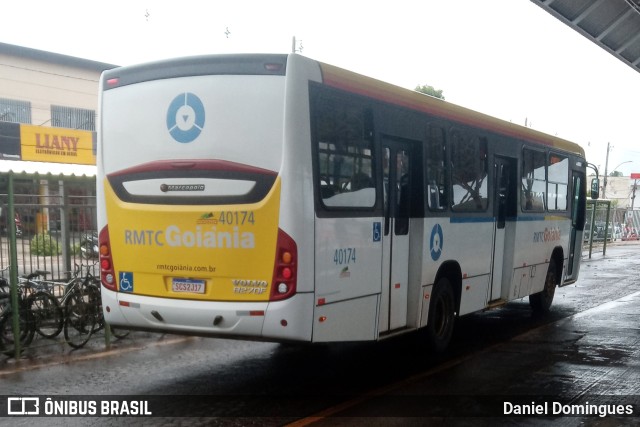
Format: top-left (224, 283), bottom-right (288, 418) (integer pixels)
top-left (107, 159), bottom-right (278, 178)
top-left (320, 63), bottom-right (584, 157)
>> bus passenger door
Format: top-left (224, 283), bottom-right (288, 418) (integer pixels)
top-left (565, 171), bottom-right (585, 283)
top-left (490, 156), bottom-right (517, 301)
top-left (380, 138), bottom-right (414, 333)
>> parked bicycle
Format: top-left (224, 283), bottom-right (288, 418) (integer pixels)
top-left (0, 275), bottom-right (36, 356)
top-left (63, 274), bottom-right (99, 349)
top-left (20, 264), bottom-right (128, 349)
top-left (80, 268), bottom-right (130, 341)
top-left (19, 270), bottom-right (64, 339)
top-left (23, 265), bottom-right (97, 349)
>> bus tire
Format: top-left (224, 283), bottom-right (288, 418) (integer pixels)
top-left (424, 277), bottom-right (456, 352)
top-left (530, 258), bottom-right (557, 313)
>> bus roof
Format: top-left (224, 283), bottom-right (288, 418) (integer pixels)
top-left (102, 54), bottom-right (288, 90)
top-left (101, 52), bottom-right (584, 158)
top-left (317, 60), bottom-right (585, 158)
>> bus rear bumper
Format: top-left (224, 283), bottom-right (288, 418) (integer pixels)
top-left (101, 288), bottom-right (313, 342)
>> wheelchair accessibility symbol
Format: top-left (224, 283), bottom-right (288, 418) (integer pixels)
top-left (166, 92), bottom-right (205, 143)
top-left (119, 271), bottom-right (133, 293)
top-left (430, 224), bottom-right (443, 261)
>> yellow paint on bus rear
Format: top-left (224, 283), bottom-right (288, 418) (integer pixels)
top-left (103, 176), bottom-right (281, 301)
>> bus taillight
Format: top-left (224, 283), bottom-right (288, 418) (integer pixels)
top-left (270, 229), bottom-right (297, 301)
top-left (99, 226), bottom-right (117, 291)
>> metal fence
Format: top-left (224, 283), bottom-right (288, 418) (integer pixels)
top-left (622, 209), bottom-right (640, 239)
top-left (0, 172), bottom-right (98, 280)
top-left (0, 171), bottom-right (110, 358)
top-left (583, 199), bottom-right (640, 258)
top-left (583, 199), bottom-right (613, 258)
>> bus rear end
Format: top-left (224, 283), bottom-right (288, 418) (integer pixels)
top-left (97, 54), bottom-right (311, 341)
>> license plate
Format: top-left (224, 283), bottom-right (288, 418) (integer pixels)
top-left (171, 278), bottom-right (205, 294)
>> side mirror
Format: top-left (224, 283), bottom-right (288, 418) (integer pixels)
top-left (590, 177), bottom-right (600, 200)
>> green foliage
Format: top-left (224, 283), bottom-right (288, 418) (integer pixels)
top-left (70, 242), bottom-right (82, 256)
top-left (414, 84), bottom-right (445, 100)
top-left (30, 233), bottom-right (61, 256)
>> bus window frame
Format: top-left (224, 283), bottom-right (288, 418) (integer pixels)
top-left (310, 84), bottom-right (381, 218)
top-left (449, 128), bottom-right (489, 213)
top-left (425, 124), bottom-right (449, 213)
top-left (547, 151), bottom-right (569, 212)
top-left (521, 146), bottom-right (547, 213)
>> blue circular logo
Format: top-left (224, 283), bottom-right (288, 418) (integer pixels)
top-left (166, 93), bottom-right (205, 143)
top-left (430, 224), bottom-right (443, 261)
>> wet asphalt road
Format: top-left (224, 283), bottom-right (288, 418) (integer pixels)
top-left (1, 242), bottom-right (639, 426)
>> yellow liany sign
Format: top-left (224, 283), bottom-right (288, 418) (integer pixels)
top-left (20, 125), bottom-right (96, 165)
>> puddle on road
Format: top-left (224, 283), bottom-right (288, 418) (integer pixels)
top-left (568, 344), bottom-right (632, 366)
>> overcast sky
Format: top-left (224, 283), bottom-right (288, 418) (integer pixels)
top-left (2, 0), bottom-right (639, 176)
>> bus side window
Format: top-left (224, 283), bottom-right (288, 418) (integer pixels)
top-left (395, 150), bottom-right (411, 235)
top-left (383, 147), bottom-right (390, 235)
top-left (450, 131), bottom-right (488, 212)
top-left (426, 126), bottom-right (447, 211)
top-left (522, 148), bottom-right (546, 212)
top-left (314, 97), bottom-right (375, 209)
top-left (548, 154), bottom-right (568, 211)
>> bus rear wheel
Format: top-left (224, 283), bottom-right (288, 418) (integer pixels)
top-left (530, 258), bottom-right (557, 313)
top-left (424, 277), bottom-right (456, 352)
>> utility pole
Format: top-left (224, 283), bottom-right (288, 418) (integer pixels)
top-left (632, 173), bottom-right (640, 210)
top-left (602, 142), bottom-right (611, 199)
top-left (291, 36), bottom-right (303, 53)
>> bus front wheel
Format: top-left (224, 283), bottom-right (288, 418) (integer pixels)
top-left (424, 277), bottom-right (456, 352)
top-left (530, 258), bottom-right (557, 313)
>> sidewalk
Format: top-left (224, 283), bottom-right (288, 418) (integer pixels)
top-left (0, 327), bottom-right (173, 375)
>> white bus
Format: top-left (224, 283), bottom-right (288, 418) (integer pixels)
top-left (97, 53), bottom-right (595, 351)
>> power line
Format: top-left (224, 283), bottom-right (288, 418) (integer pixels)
top-left (0, 62), bottom-right (100, 83)
top-left (0, 77), bottom-right (99, 101)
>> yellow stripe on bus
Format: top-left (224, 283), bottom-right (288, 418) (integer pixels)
top-left (103, 176), bottom-right (282, 301)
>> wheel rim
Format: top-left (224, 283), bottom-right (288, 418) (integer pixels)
top-left (544, 268), bottom-right (556, 300)
top-left (434, 293), bottom-right (452, 337)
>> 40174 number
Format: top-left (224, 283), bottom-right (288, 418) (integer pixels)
top-left (217, 211), bottom-right (255, 225)
top-left (334, 248), bottom-right (356, 265)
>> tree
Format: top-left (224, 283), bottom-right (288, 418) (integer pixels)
top-left (610, 171), bottom-right (623, 177)
top-left (414, 84), bottom-right (445, 100)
